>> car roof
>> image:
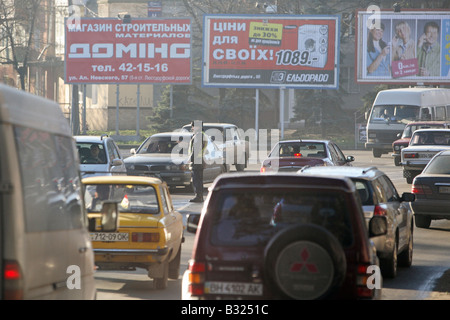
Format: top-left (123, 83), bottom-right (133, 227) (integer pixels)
top-left (75, 135), bottom-right (111, 143)
top-left (211, 172), bottom-right (356, 193)
top-left (412, 128), bottom-right (450, 133)
top-left (277, 139), bottom-right (330, 144)
top-left (299, 166), bottom-right (382, 180)
top-left (182, 122), bottom-right (237, 128)
top-left (406, 121), bottom-right (449, 126)
top-left (150, 131), bottom-right (192, 138)
top-left (82, 175), bottom-right (163, 186)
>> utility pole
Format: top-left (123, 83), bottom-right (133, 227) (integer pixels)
top-left (68, 0), bottom-right (80, 135)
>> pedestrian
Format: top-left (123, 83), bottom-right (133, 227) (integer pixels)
top-left (189, 120), bottom-right (208, 202)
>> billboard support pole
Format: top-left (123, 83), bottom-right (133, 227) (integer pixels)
top-left (279, 87), bottom-right (285, 139)
top-left (137, 84), bottom-right (140, 137)
top-left (116, 84), bottom-right (120, 135)
top-left (255, 88), bottom-right (259, 141)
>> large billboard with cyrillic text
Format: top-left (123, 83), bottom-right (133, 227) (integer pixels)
top-left (65, 18), bottom-right (191, 84)
top-left (356, 10), bottom-right (450, 84)
top-left (202, 14), bottom-right (340, 89)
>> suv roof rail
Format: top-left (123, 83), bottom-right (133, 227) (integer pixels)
top-left (361, 166), bottom-right (378, 174)
top-left (101, 134), bottom-right (109, 140)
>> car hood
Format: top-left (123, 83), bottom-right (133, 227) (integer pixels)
top-left (392, 138), bottom-right (410, 146)
top-left (124, 153), bottom-right (189, 165)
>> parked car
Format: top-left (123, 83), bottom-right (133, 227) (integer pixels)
top-left (411, 150), bottom-right (450, 228)
top-left (392, 121), bottom-right (450, 166)
top-left (299, 166), bottom-right (415, 278)
top-left (182, 173), bottom-right (385, 300)
top-left (401, 129), bottom-right (450, 183)
top-left (84, 175), bottom-right (184, 289)
top-left (75, 135), bottom-right (127, 178)
top-left (260, 139), bottom-right (354, 172)
top-left (181, 122), bottom-right (249, 171)
top-left (124, 132), bottom-right (228, 190)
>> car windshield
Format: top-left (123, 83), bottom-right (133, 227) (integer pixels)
top-left (370, 105), bottom-right (420, 124)
top-left (424, 155), bottom-right (450, 174)
top-left (137, 136), bottom-right (190, 155)
top-left (85, 183), bottom-right (160, 214)
top-left (270, 142), bottom-right (326, 158)
top-left (410, 132), bottom-right (450, 146)
top-left (77, 142), bottom-right (107, 164)
top-left (210, 189), bottom-right (353, 248)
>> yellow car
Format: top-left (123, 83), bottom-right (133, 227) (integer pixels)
top-left (83, 175), bottom-right (184, 289)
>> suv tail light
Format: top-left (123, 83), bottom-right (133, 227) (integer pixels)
top-left (356, 264), bottom-right (374, 298)
top-left (404, 153), bottom-right (419, 159)
top-left (3, 260), bottom-right (23, 300)
top-left (373, 205), bottom-right (387, 216)
top-left (187, 260), bottom-right (205, 296)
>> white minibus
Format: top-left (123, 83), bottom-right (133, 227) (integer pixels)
top-left (365, 87), bottom-right (450, 157)
top-left (0, 84), bottom-right (116, 299)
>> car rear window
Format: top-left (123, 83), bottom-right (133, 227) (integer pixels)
top-left (85, 183), bottom-right (160, 214)
top-left (209, 189), bottom-right (353, 248)
top-left (424, 154), bottom-right (450, 174)
top-left (270, 142), bottom-right (326, 158)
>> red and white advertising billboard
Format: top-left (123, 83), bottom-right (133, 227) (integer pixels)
top-left (202, 14), bottom-right (340, 89)
top-left (65, 18), bottom-right (191, 84)
top-left (356, 10), bottom-right (450, 84)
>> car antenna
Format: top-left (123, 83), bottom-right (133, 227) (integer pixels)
top-left (362, 166), bottom-right (377, 174)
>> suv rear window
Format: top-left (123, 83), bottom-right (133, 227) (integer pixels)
top-left (210, 189), bottom-right (353, 248)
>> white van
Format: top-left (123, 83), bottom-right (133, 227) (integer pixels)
top-left (0, 85), bottom-right (117, 299)
top-left (365, 87), bottom-right (450, 157)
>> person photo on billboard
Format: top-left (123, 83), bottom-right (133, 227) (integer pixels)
top-left (366, 23), bottom-right (391, 77)
top-left (392, 21), bottom-right (416, 61)
top-left (417, 21), bottom-right (440, 77)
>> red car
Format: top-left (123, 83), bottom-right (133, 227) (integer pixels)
top-left (392, 121), bottom-right (450, 166)
top-left (260, 139), bottom-right (354, 172)
top-left (182, 173), bottom-right (385, 300)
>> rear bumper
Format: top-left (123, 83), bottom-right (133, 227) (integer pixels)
top-left (94, 247), bottom-right (168, 255)
top-left (412, 199), bottom-right (450, 218)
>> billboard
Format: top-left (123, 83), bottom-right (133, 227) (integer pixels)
top-left (202, 14), bottom-right (340, 89)
top-left (356, 10), bottom-right (450, 83)
top-left (65, 17), bottom-right (191, 84)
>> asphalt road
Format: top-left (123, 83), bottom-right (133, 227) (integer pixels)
top-left (94, 149), bottom-right (450, 300)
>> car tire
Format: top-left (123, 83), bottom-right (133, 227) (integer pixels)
top-left (398, 223), bottom-right (413, 268)
top-left (415, 214), bottom-right (431, 229)
top-left (169, 245), bottom-right (182, 280)
top-left (373, 149), bottom-right (382, 158)
top-left (153, 261), bottom-right (169, 290)
top-left (394, 157), bottom-right (401, 166)
top-left (264, 224), bottom-right (346, 300)
top-left (381, 238), bottom-right (398, 278)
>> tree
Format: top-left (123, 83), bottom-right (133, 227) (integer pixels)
top-left (0, 0), bottom-right (46, 90)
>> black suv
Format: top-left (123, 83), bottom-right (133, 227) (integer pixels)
top-left (182, 173), bottom-right (386, 300)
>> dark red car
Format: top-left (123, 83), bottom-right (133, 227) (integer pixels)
top-left (260, 140), bottom-right (354, 172)
top-left (392, 121), bottom-right (450, 166)
top-left (182, 173), bottom-right (385, 300)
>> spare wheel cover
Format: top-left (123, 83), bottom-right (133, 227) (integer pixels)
top-left (275, 240), bottom-right (334, 300)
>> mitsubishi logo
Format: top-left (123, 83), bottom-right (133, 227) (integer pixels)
top-left (290, 248), bottom-right (319, 273)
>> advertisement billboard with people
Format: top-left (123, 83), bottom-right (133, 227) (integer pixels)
top-left (356, 10), bottom-right (450, 83)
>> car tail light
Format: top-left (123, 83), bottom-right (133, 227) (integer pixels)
top-left (187, 260), bottom-right (205, 296)
top-left (411, 184), bottom-right (432, 195)
top-left (294, 153), bottom-right (302, 157)
top-left (132, 232), bottom-right (160, 242)
top-left (356, 264), bottom-right (374, 298)
top-left (404, 153), bottom-right (419, 159)
top-left (3, 260), bottom-right (23, 300)
top-left (373, 205), bottom-right (387, 216)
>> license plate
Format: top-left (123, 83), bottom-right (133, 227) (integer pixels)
top-left (204, 281), bottom-right (263, 296)
top-left (439, 186), bottom-right (450, 194)
top-left (90, 232), bottom-right (129, 242)
top-left (421, 153), bottom-right (435, 158)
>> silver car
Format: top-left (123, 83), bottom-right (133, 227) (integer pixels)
top-left (299, 166), bottom-right (415, 279)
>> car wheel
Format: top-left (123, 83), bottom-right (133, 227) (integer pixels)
top-left (264, 224), bottom-right (346, 300)
top-left (415, 215), bottom-right (431, 229)
top-left (381, 238), bottom-right (398, 278)
top-left (398, 223), bottom-right (413, 268)
top-left (235, 153), bottom-right (247, 172)
top-left (394, 157), bottom-right (401, 166)
top-left (406, 176), bottom-right (413, 184)
top-left (373, 149), bottom-right (382, 158)
top-left (153, 261), bottom-right (169, 290)
top-left (169, 245), bottom-right (182, 280)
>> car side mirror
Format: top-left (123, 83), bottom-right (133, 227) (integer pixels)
top-left (369, 216), bottom-right (387, 237)
top-left (100, 201), bottom-right (119, 232)
top-left (186, 213), bottom-right (200, 234)
top-left (346, 156), bottom-right (355, 162)
top-left (130, 148), bottom-right (136, 155)
top-left (401, 192), bottom-right (415, 202)
top-left (111, 158), bottom-right (124, 166)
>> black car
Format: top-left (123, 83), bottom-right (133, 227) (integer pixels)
top-left (124, 132), bottom-right (229, 190)
top-left (411, 150), bottom-right (450, 228)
